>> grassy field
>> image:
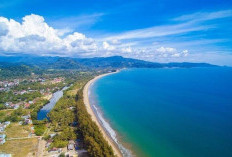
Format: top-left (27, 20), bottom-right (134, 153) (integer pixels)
top-left (0, 109), bottom-right (14, 122)
top-left (5, 122), bottom-right (31, 138)
top-left (66, 81), bottom-right (85, 97)
top-left (0, 138), bottom-right (38, 157)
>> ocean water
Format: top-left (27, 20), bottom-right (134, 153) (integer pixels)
top-left (89, 67), bottom-right (232, 157)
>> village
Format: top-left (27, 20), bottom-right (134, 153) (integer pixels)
top-left (0, 76), bottom-right (85, 157)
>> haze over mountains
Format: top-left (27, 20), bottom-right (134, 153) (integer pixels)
top-left (0, 55), bottom-right (216, 70)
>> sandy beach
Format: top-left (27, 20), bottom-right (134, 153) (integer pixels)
top-left (83, 71), bottom-right (123, 157)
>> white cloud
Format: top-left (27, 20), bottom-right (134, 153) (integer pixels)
top-left (182, 50), bottom-right (188, 56)
top-left (104, 22), bottom-right (209, 41)
top-left (110, 39), bottom-right (121, 45)
top-left (0, 21), bottom-right (8, 36)
top-left (156, 47), bottom-right (177, 53)
top-left (122, 47), bottom-right (132, 53)
top-left (173, 10), bottom-right (232, 22)
top-left (0, 12), bottom-right (231, 65)
top-left (102, 41), bottom-right (115, 51)
top-left (0, 14), bottom-right (98, 56)
top-left (48, 13), bottom-right (104, 31)
top-left (0, 14), bottom-right (135, 57)
top-left (101, 10), bottom-right (231, 43)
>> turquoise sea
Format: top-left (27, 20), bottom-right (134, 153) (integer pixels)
top-left (89, 67), bottom-right (232, 157)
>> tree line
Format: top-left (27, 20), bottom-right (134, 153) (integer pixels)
top-left (75, 88), bottom-right (116, 157)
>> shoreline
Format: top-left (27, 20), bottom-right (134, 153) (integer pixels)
top-left (83, 71), bottom-right (123, 157)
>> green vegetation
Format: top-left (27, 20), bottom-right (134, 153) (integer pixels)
top-left (0, 61), bottom-right (118, 156)
top-left (0, 64), bottom-right (32, 79)
top-left (0, 110), bottom-right (14, 122)
top-left (0, 103), bottom-right (6, 110)
top-left (0, 138), bottom-right (38, 157)
top-left (0, 91), bottom-right (42, 104)
top-left (5, 123), bottom-right (31, 138)
top-left (75, 88), bottom-right (115, 157)
top-left (48, 86), bottom-right (77, 148)
top-left (13, 81), bottom-right (64, 92)
top-left (2, 107), bottom-right (28, 122)
top-left (33, 120), bottom-right (46, 136)
top-left (46, 77), bottom-right (115, 157)
top-left (59, 152), bottom-right (66, 157)
top-left (30, 99), bottom-right (49, 120)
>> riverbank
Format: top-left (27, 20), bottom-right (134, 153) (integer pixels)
top-left (83, 71), bottom-right (123, 157)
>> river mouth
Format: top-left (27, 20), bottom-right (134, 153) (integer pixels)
top-left (37, 86), bottom-right (69, 120)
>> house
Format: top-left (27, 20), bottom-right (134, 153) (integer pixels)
top-left (0, 123), bottom-right (7, 132)
top-left (67, 140), bottom-right (75, 150)
top-left (0, 125), bottom-right (6, 131)
top-left (28, 101), bottom-right (34, 104)
top-left (49, 133), bottom-right (56, 138)
top-left (14, 104), bottom-right (19, 109)
top-left (0, 134), bottom-right (6, 145)
top-left (48, 148), bottom-right (61, 153)
top-left (0, 154), bottom-right (11, 157)
top-left (24, 103), bottom-right (30, 108)
top-left (21, 115), bottom-right (30, 119)
top-left (46, 139), bottom-right (53, 148)
top-left (0, 134), bottom-right (6, 139)
top-left (20, 90), bottom-right (27, 95)
top-left (31, 127), bottom-right (34, 134)
top-left (4, 102), bottom-right (11, 107)
top-left (0, 126), bottom-right (4, 132)
top-left (24, 119), bottom-right (32, 125)
top-left (4, 121), bottom-right (10, 126)
top-left (0, 138), bottom-right (6, 145)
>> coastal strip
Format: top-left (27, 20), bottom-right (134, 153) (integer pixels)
top-left (83, 71), bottom-right (123, 157)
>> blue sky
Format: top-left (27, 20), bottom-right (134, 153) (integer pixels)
top-left (0, 0), bottom-right (232, 65)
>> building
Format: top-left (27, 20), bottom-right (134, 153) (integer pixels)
top-left (0, 154), bottom-right (12, 157)
top-left (0, 138), bottom-right (6, 145)
top-left (0, 134), bottom-right (6, 145)
top-left (67, 140), bottom-right (75, 150)
top-left (28, 101), bottom-right (34, 104)
top-left (0, 123), bottom-right (5, 132)
top-left (24, 119), bottom-right (32, 125)
top-left (14, 104), bottom-right (20, 109)
top-left (24, 103), bottom-right (30, 108)
top-left (21, 115), bottom-right (30, 119)
top-left (49, 133), bottom-right (56, 138)
top-left (0, 134), bottom-right (6, 139)
top-left (0, 127), bottom-right (4, 132)
top-left (48, 148), bottom-right (61, 153)
top-left (4, 121), bottom-right (10, 126)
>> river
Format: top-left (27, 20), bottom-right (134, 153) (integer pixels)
top-left (37, 86), bottom-right (68, 120)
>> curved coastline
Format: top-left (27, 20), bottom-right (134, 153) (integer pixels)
top-left (83, 71), bottom-right (124, 157)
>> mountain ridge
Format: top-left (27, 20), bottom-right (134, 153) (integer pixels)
top-left (0, 55), bottom-right (217, 69)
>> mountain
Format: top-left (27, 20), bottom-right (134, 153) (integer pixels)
top-left (0, 55), bottom-right (217, 70)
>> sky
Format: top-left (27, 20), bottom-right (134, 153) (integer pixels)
top-left (0, 0), bottom-right (232, 65)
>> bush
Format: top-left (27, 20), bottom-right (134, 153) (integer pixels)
top-left (34, 124), bottom-right (45, 136)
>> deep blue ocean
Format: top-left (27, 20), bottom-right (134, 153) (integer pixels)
top-left (90, 67), bottom-right (232, 157)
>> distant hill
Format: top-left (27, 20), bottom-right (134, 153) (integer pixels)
top-left (0, 55), bottom-right (217, 70)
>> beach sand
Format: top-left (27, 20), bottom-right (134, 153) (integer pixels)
top-left (83, 71), bottom-right (123, 157)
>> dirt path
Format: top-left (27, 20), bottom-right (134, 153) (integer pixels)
top-left (37, 137), bottom-right (46, 157)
